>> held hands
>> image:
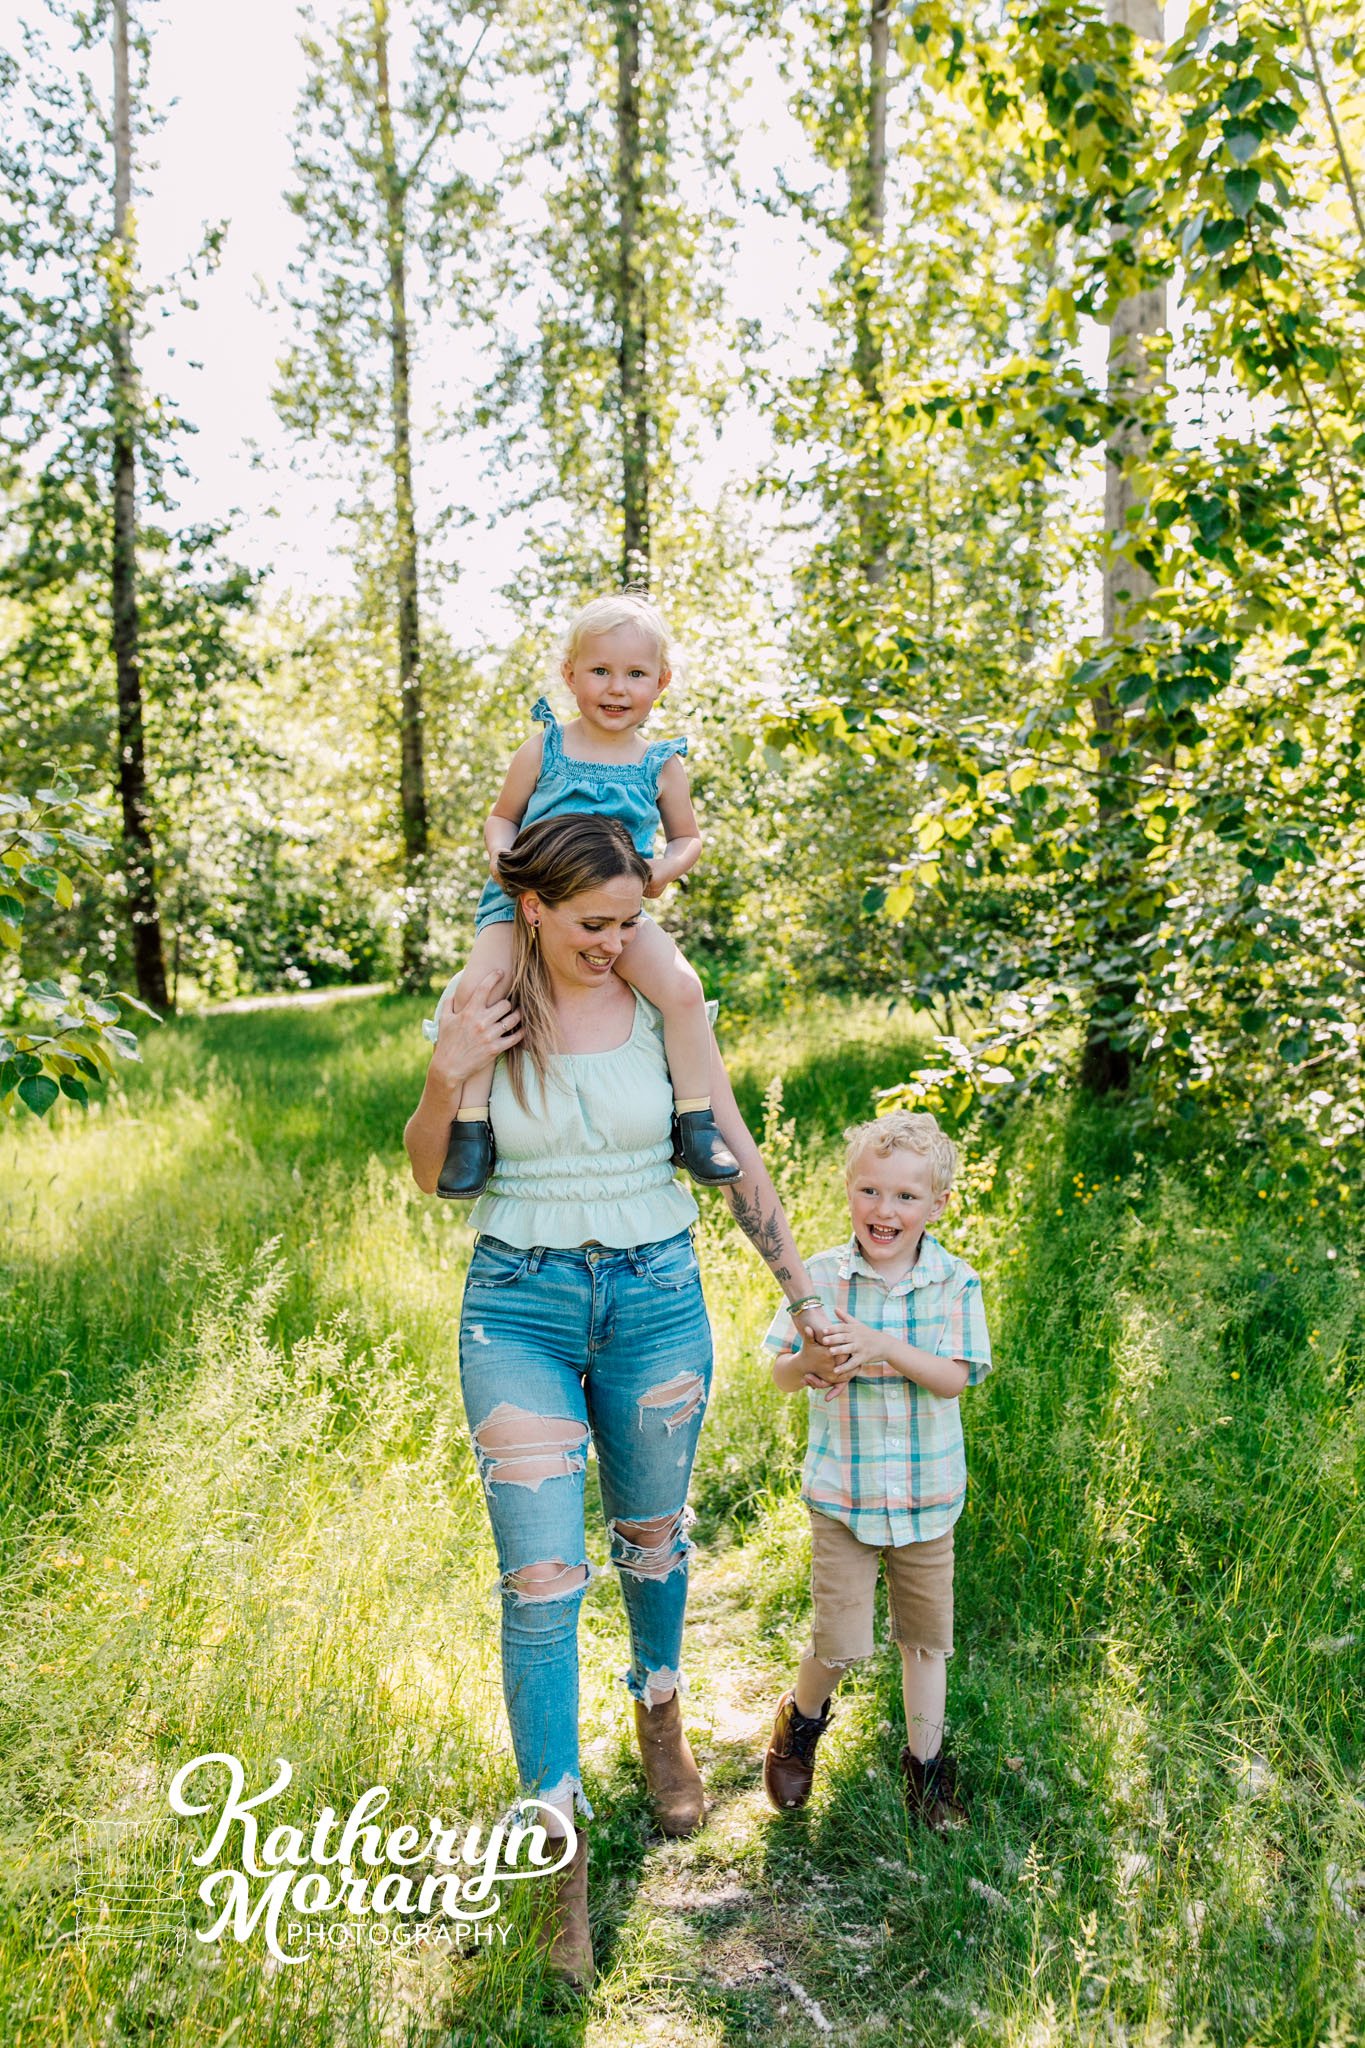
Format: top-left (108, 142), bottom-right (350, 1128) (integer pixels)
top-left (822, 1308), bottom-right (889, 1376)
top-left (788, 1325), bottom-right (858, 1401)
top-left (643, 856), bottom-right (670, 901)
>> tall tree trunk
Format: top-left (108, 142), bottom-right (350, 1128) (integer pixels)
top-left (614, 0), bottom-right (650, 590)
top-left (851, 0), bottom-right (891, 587)
top-left (110, 0), bottom-right (168, 1013)
top-left (1079, 0), bottom-right (1167, 1095)
top-left (374, 0), bottom-right (429, 991)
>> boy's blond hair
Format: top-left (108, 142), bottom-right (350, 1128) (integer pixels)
top-left (843, 1110), bottom-right (958, 1196)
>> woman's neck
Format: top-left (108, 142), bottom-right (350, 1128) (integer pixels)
top-left (544, 969), bottom-right (637, 1050)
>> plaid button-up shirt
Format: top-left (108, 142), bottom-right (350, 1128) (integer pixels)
top-left (763, 1233), bottom-right (993, 1546)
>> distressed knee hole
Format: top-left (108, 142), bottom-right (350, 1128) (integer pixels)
top-left (503, 1558), bottom-right (591, 1603)
top-left (635, 1370), bottom-right (705, 1433)
top-left (474, 1402), bottom-right (589, 1491)
top-left (609, 1505), bottom-right (691, 1582)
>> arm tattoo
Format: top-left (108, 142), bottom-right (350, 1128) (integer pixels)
top-left (726, 1181), bottom-right (787, 1271)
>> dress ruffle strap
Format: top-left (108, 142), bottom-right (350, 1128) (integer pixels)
top-left (644, 733), bottom-right (688, 770)
top-left (531, 694), bottom-right (561, 763)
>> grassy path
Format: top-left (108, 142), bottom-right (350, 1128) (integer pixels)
top-left (1, 991), bottom-right (1362, 2045)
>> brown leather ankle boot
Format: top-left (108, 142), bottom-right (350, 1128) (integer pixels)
top-left (763, 1690), bottom-right (833, 1811)
top-left (900, 1747), bottom-right (966, 1833)
top-left (536, 1830), bottom-right (593, 1991)
top-left (633, 1692), bottom-right (706, 1837)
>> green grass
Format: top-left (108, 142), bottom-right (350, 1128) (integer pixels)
top-left (1, 991), bottom-right (1361, 2045)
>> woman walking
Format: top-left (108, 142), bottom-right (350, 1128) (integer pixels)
top-left (405, 813), bottom-right (830, 1989)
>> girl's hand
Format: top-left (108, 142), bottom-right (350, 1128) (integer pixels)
top-left (428, 972), bottom-right (522, 1095)
top-left (824, 1308), bottom-right (888, 1374)
top-left (643, 858), bottom-right (670, 901)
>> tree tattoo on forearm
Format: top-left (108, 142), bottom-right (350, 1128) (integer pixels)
top-left (726, 1180), bottom-right (791, 1285)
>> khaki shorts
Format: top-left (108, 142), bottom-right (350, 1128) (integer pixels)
top-left (807, 1507), bottom-right (955, 1666)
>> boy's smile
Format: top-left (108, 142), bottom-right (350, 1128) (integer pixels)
top-left (847, 1143), bottom-right (949, 1281)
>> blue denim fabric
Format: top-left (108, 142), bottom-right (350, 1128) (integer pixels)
top-left (458, 1229), bottom-right (713, 1818)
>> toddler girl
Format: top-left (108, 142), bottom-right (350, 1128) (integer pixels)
top-left (434, 593), bottom-right (741, 1198)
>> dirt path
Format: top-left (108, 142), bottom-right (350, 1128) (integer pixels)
top-left (600, 1543), bottom-right (843, 2045)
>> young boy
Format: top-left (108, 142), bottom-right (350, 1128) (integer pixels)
top-left (761, 1110), bottom-right (992, 1831)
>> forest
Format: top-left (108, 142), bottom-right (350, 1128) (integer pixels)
top-left (1, 0), bottom-right (1363, 2043)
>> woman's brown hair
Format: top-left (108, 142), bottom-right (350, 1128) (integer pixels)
top-left (495, 813), bottom-right (651, 1109)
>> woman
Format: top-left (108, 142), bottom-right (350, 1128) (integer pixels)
top-left (404, 814), bottom-right (829, 1990)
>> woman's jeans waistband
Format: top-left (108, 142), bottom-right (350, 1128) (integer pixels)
top-left (458, 1225), bottom-right (713, 1820)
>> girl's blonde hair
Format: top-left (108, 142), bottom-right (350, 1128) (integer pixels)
top-left (843, 1110), bottom-right (958, 1195)
top-left (560, 593), bottom-right (673, 676)
top-left (494, 814), bottom-right (651, 1110)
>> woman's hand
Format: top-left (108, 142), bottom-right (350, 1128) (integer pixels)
top-left (428, 971), bottom-right (522, 1095)
top-left (405, 972), bottom-right (523, 1195)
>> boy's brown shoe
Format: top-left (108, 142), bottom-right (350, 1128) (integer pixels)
top-left (900, 1747), bottom-right (966, 1833)
top-left (763, 1691), bottom-right (833, 1811)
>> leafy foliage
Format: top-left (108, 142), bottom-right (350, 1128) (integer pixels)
top-left (0, 775), bottom-right (150, 1115)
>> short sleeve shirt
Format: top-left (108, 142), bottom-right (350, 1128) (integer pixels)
top-left (762, 1234), bottom-right (993, 1545)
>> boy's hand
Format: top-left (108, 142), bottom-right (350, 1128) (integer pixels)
top-left (824, 1308), bottom-right (889, 1374)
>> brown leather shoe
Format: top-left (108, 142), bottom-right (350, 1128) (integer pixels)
top-left (535, 1830), bottom-right (593, 1991)
top-left (763, 1690), bottom-right (833, 1811)
top-left (633, 1693), bottom-right (706, 1837)
top-left (900, 1747), bottom-right (966, 1832)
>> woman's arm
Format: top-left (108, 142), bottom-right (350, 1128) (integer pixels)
top-left (706, 1033), bottom-right (834, 1341)
top-left (404, 972), bottom-right (523, 1194)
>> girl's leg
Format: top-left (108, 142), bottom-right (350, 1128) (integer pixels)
top-left (615, 925), bottom-right (739, 1185)
top-left (613, 921), bottom-right (710, 1105)
top-left (453, 920), bottom-right (515, 1117)
top-left (458, 1242), bottom-right (595, 1831)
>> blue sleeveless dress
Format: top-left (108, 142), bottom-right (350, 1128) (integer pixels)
top-left (474, 695), bottom-right (689, 932)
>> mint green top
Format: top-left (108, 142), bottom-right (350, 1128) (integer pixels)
top-left (426, 982), bottom-right (713, 1250)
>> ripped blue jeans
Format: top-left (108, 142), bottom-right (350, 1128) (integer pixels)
top-left (458, 1230), bottom-right (713, 1819)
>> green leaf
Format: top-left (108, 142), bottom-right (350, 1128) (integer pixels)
top-left (104, 1026), bottom-right (142, 1061)
top-left (1224, 122), bottom-right (1261, 165)
top-left (58, 1075), bottom-right (89, 1104)
top-left (17, 1075), bottom-right (59, 1116)
top-left (18, 864), bottom-right (60, 899)
top-left (0, 894), bottom-right (23, 925)
top-left (1224, 166), bottom-right (1261, 216)
top-left (110, 990), bottom-right (163, 1021)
